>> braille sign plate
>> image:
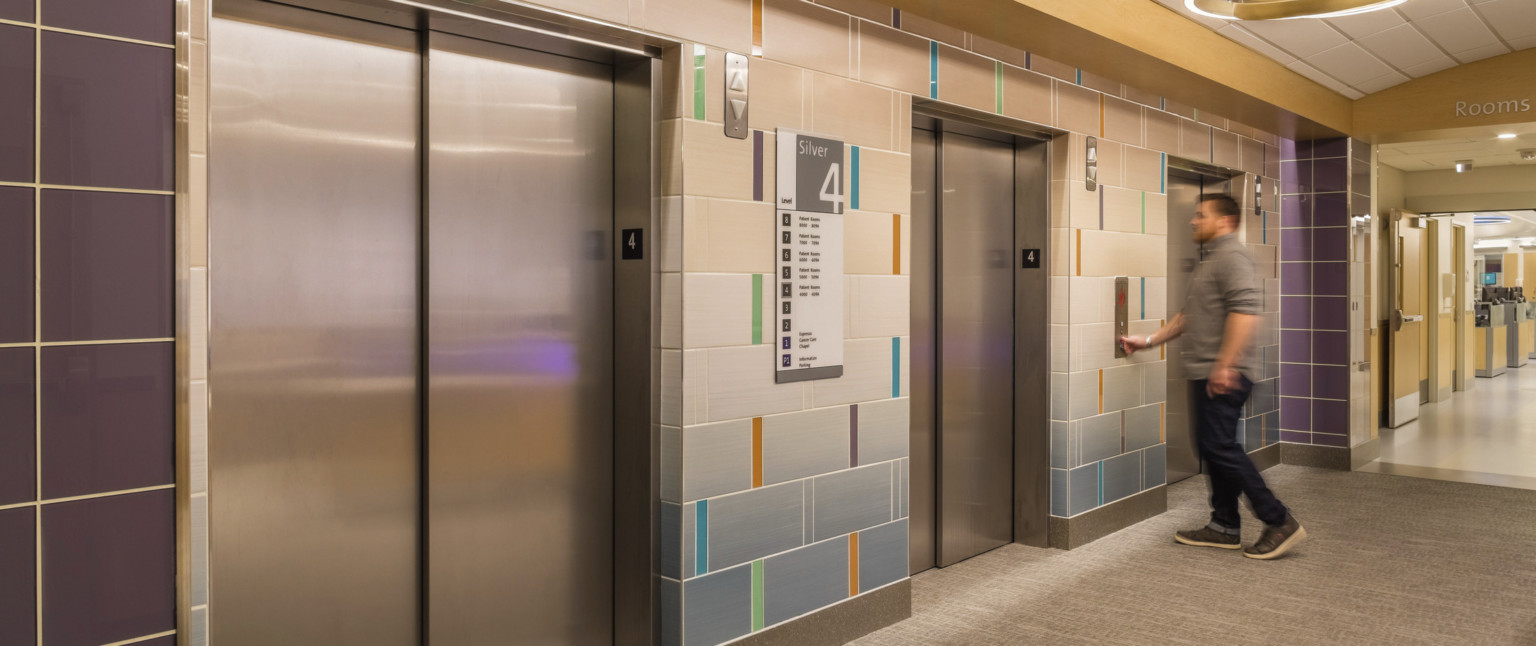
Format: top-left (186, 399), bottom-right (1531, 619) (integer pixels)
top-left (775, 129), bottom-right (845, 383)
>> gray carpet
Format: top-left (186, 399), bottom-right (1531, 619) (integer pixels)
top-left (852, 465), bottom-right (1536, 645)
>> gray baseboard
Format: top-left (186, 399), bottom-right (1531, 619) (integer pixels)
top-left (1250, 442), bottom-right (1281, 471)
top-left (1350, 437), bottom-right (1381, 469)
top-left (729, 579), bottom-right (911, 646)
top-left (1048, 485), bottom-right (1168, 550)
top-left (1279, 442), bottom-right (1351, 470)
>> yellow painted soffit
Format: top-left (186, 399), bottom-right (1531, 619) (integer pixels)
top-left (885, 0), bottom-right (1354, 136)
top-left (1354, 48), bottom-right (1536, 142)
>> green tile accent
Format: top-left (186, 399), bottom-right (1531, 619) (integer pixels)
top-left (693, 45), bottom-right (706, 121)
top-left (994, 60), bottom-right (1003, 114)
top-left (752, 274), bottom-right (763, 344)
top-left (752, 560), bottom-right (765, 631)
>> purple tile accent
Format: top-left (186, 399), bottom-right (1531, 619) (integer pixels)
top-left (1280, 397), bottom-right (1310, 431)
top-left (0, 0), bottom-right (31, 21)
top-left (0, 348), bottom-right (34, 506)
top-left (40, 343), bottom-right (173, 499)
top-left (1281, 263), bottom-right (1311, 296)
top-left (40, 32), bottom-right (173, 191)
top-left (1311, 137), bottom-right (1348, 159)
top-left (1312, 227), bottom-right (1348, 262)
top-left (752, 130), bottom-right (763, 202)
top-left (1313, 365), bottom-right (1349, 400)
top-left (1313, 262), bottom-right (1348, 296)
top-left (1279, 138), bottom-right (1305, 161)
top-left (850, 404), bottom-right (859, 468)
top-left (1311, 399), bottom-right (1349, 434)
top-left (1280, 229), bottom-right (1311, 261)
top-left (1280, 330), bottom-right (1311, 363)
top-left (1314, 297), bottom-right (1348, 330)
top-left (0, 507), bottom-right (35, 646)
top-left (1279, 362), bottom-right (1310, 397)
top-left (1313, 331), bottom-right (1348, 364)
top-left (40, 190), bottom-right (173, 342)
top-left (42, 490), bottom-right (174, 646)
top-left (1313, 157), bottom-right (1348, 193)
top-left (1281, 296), bottom-right (1312, 329)
top-left (1314, 193), bottom-right (1348, 228)
top-left (1280, 194), bottom-right (1310, 228)
top-left (43, 0), bottom-right (174, 44)
top-left (1280, 160), bottom-right (1311, 194)
top-left (1311, 432), bottom-right (1348, 448)
top-left (0, 187), bottom-right (33, 343)
top-left (1279, 430), bottom-right (1311, 444)
top-left (0, 24), bottom-right (33, 183)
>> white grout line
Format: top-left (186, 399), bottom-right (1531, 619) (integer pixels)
top-left (101, 629), bottom-right (177, 646)
top-left (33, 8), bottom-right (42, 643)
top-left (0, 18), bottom-right (174, 49)
top-left (0, 485), bottom-right (177, 511)
top-left (0, 338), bottom-right (176, 349)
top-left (0, 181), bottom-right (176, 195)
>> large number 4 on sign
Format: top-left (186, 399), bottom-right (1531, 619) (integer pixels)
top-left (819, 163), bottom-right (843, 213)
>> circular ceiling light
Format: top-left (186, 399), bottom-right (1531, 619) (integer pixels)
top-left (1474, 215), bottom-right (1512, 225)
top-left (1186, 0), bottom-right (1407, 20)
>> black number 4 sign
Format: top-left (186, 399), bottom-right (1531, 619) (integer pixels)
top-left (621, 229), bottom-right (643, 260)
top-left (1021, 248), bottom-right (1041, 269)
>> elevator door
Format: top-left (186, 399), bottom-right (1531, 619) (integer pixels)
top-left (1164, 171), bottom-right (1232, 484)
top-left (426, 34), bottom-right (614, 645)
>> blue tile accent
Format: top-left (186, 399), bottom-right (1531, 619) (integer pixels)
top-left (1050, 468), bottom-right (1069, 516)
top-left (1140, 277), bottom-right (1145, 320)
top-left (1097, 462), bottom-right (1104, 506)
top-left (851, 146), bottom-right (861, 211)
top-left (1102, 452), bottom-right (1141, 504)
top-left (763, 537), bottom-right (848, 626)
top-left (928, 41), bottom-right (938, 99)
top-left (891, 338), bottom-right (900, 398)
top-left (695, 499), bottom-right (709, 575)
top-left (858, 519), bottom-right (907, 592)
top-left (1075, 68), bottom-right (1082, 85)
top-left (1159, 153), bottom-right (1166, 193)
top-left (684, 564), bottom-right (752, 646)
top-left (660, 577), bottom-right (681, 646)
top-left (661, 501), bottom-right (681, 579)
top-left (1142, 444), bottom-right (1166, 490)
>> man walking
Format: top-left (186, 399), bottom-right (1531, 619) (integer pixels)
top-left (1121, 193), bottom-right (1306, 560)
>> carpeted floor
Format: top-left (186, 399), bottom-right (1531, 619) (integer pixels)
top-left (851, 465), bottom-right (1536, 645)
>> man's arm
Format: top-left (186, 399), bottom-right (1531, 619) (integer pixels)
top-left (1121, 313), bottom-right (1184, 354)
top-left (1208, 312), bottom-right (1259, 395)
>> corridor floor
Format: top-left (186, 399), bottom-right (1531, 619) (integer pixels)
top-left (852, 465), bottom-right (1536, 645)
top-left (1360, 365), bottom-right (1536, 491)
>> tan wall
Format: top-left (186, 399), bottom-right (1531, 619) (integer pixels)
top-left (1403, 164), bottom-right (1536, 214)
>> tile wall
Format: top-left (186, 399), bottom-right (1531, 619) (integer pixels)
top-left (0, 2), bottom-right (177, 645)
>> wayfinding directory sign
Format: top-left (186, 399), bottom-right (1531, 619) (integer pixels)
top-left (775, 129), bottom-right (845, 383)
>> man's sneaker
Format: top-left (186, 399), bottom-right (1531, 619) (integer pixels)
top-left (1244, 515), bottom-right (1306, 560)
top-left (1174, 525), bottom-right (1241, 550)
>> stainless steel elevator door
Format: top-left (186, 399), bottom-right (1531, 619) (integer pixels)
top-left (909, 127), bottom-right (937, 573)
top-left (937, 132), bottom-right (1014, 566)
top-left (426, 34), bottom-right (614, 646)
top-left (209, 13), bottom-right (420, 646)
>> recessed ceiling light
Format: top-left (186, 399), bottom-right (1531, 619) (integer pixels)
top-left (1498, 133), bottom-right (1518, 140)
top-left (1185, 0), bottom-right (1406, 20)
top-left (1456, 160), bottom-right (1473, 173)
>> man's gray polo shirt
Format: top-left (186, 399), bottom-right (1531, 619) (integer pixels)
top-left (1181, 232), bottom-right (1261, 381)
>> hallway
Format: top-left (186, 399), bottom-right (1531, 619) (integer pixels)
top-left (854, 465), bottom-right (1536, 645)
top-left (1360, 366), bottom-right (1536, 492)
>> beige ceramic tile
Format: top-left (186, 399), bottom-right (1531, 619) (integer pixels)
top-left (851, 275), bottom-right (909, 338)
top-left (189, 153), bottom-right (207, 267)
top-left (1225, 120), bottom-right (1255, 140)
top-left (1102, 96), bottom-right (1143, 147)
top-left (1067, 370), bottom-right (1098, 420)
top-left (683, 273), bottom-right (754, 348)
top-left (1144, 108), bottom-right (1179, 154)
top-left (684, 349), bottom-right (708, 425)
top-left (814, 0), bottom-right (890, 23)
top-left (705, 48), bottom-right (726, 124)
top-left (1051, 276), bottom-right (1069, 325)
top-left (900, 10), bottom-right (965, 48)
top-left (1050, 324), bottom-right (1069, 373)
top-left (706, 345), bottom-right (806, 421)
top-left (639, 0), bottom-right (752, 53)
top-left (1144, 277), bottom-right (1168, 320)
top-left (1253, 129), bottom-right (1280, 147)
top-left (688, 198), bottom-right (775, 273)
top-left (1097, 139), bottom-right (1123, 188)
top-left (1263, 143), bottom-right (1280, 179)
top-left (1050, 133), bottom-right (1073, 182)
top-left (899, 212), bottom-right (911, 274)
top-left (857, 21), bottom-right (929, 96)
top-left (1052, 227), bottom-right (1073, 276)
top-left (1050, 180), bottom-right (1070, 229)
top-left (811, 338), bottom-right (895, 406)
top-left (1055, 81), bottom-right (1101, 137)
top-left (1079, 230), bottom-right (1166, 277)
top-left (659, 197), bottom-right (684, 273)
top-left (683, 119), bottom-right (754, 200)
top-left (763, 0), bottom-right (852, 78)
top-left (526, 0), bottom-right (629, 24)
top-left (1123, 145), bottom-right (1162, 194)
top-left (1069, 276), bottom-right (1112, 324)
top-left (1179, 118), bottom-right (1211, 163)
top-left (894, 93), bottom-right (912, 153)
top-left (809, 73), bottom-right (894, 150)
top-left (850, 146), bottom-right (910, 215)
top-left (661, 272), bottom-right (683, 349)
top-left (1162, 97), bottom-right (1195, 120)
top-left (937, 43), bottom-right (995, 114)
top-left (1145, 191), bottom-right (1169, 236)
top-left (1102, 185), bottom-right (1142, 234)
top-left (969, 34), bottom-right (1029, 69)
top-left (1196, 109), bottom-right (1227, 131)
top-left (660, 351), bottom-right (679, 427)
top-left (1240, 137), bottom-right (1265, 176)
top-left (1078, 69), bottom-right (1121, 97)
top-left (1029, 53), bottom-right (1076, 83)
top-left (1122, 85), bottom-right (1160, 109)
top-left (1068, 181), bottom-right (1099, 230)
top-left (661, 45), bottom-right (687, 120)
top-left (1212, 130), bottom-right (1241, 170)
top-left (845, 210), bottom-right (899, 275)
top-left (661, 119), bottom-right (684, 196)
top-left (1001, 64), bottom-right (1053, 128)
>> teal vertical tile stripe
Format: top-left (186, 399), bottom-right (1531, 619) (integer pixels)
top-left (1098, 462), bottom-right (1104, 506)
top-left (928, 41), bottom-right (938, 99)
top-left (696, 500), bottom-right (709, 574)
top-left (752, 274), bottom-right (763, 344)
top-left (851, 146), bottom-right (861, 211)
top-left (994, 60), bottom-right (1003, 114)
top-left (1075, 69), bottom-right (1082, 85)
top-left (1159, 153), bottom-right (1166, 193)
top-left (891, 337), bottom-right (901, 398)
top-left (1140, 277), bottom-right (1145, 320)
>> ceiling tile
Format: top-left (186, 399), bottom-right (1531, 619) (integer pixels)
top-left (1475, 0), bottom-right (1536, 42)
top-left (1326, 8), bottom-right (1407, 39)
top-left (1451, 41), bottom-right (1511, 62)
top-left (1355, 71), bottom-right (1412, 94)
top-left (1415, 7), bottom-right (1500, 53)
top-left (1403, 54), bottom-right (1459, 76)
top-left (1358, 24), bottom-right (1445, 69)
top-left (1284, 59), bottom-right (1358, 97)
top-left (1305, 42), bottom-right (1394, 85)
top-left (1242, 17), bottom-right (1350, 59)
top-left (1398, 0), bottom-right (1471, 21)
top-left (1510, 34), bottom-right (1536, 50)
top-left (1217, 24), bottom-right (1297, 63)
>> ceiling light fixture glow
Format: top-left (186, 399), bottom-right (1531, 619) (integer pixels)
top-left (1498, 133), bottom-right (1518, 140)
top-left (1456, 160), bottom-right (1473, 173)
top-left (1186, 0), bottom-right (1406, 21)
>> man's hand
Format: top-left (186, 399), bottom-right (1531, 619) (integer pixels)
top-left (1207, 364), bottom-right (1239, 397)
top-left (1120, 335), bottom-right (1148, 355)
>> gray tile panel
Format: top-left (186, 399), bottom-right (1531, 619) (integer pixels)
top-left (1078, 411), bottom-right (1123, 466)
top-left (857, 398), bottom-right (909, 465)
top-left (812, 464), bottom-right (894, 541)
top-left (1101, 365), bottom-right (1141, 412)
top-left (1123, 404), bottom-right (1161, 453)
top-left (762, 406), bottom-right (850, 486)
top-left (1051, 468), bottom-right (1069, 516)
top-left (1051, 420), bottom-right (1072, 468)
top-left (1102, 452), bottom-right (1141, 504)
top-left (660, 577), bottom-right (681, 646)
top-left (764, 536), bottom-right (850, 626)
top-left (1050, 372), bottom-right (1069, 420)
top-left (661, 501), bottom-right (681, 579)
top-left (707, 482), bottom-right (804, 572)
top-left (683, 564), bottom-right (750, 646)
top-left (859, 518), bottom-right (908, 593)
top-left (682, 419), bottom-right (751, 502)
top-left (1068, 463), bottom-right (1099, 516)
top-left (1263, 411), bottom-right (1280, 446)
top-left (897, 458), bottom-right (909, 519)
top-left (682, 502), bottom-right (696, 578)
top-left (1141, 361), bottom-right (1167, 403)
top-left (661, 425), bottom-right (682, 503)
top-left (1243, 416), bottom-right (1262, 453)
top-left (1143, 444), bottom-right (1167, 489)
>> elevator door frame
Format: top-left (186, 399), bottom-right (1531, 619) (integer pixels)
top-left (206, 2), bottom-right (660, 643)
top-left (909, 112), bottom-right (1051, 574)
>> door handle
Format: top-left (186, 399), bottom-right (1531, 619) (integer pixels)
top-left (1393, 310), bottom-right (1424, 331)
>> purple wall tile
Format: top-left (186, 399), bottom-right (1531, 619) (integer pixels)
top-left (0, 24), bottom-right (33, 183)
top-left (1281, 330), bottom-right (1311, 363)
top-left (1314, 193), bottom-right (1348, 228)
top-left (1314, 296), bottom-right (1348, 330)
top-left (41, 190), bottom-right (173, 342)
top-left (1313, 157), bottom-right (1348, 193)
top-left (1279, 362), bottom-right (1310, 397)
top-left (1280, 430), bottom-right (1312, 444)
top-left (1312, 137), bottom-right (1348, 159)
top-left (1280, 397), bottom-right (1311, 431)
top-left (0, 0), bottom-right (31, 21)
top-left (1280, 160), bottom-right (1311, 194)
top-left (0, 187), bottom-right (33, 343)
top-left (40, 343), bottom-right (173, 499)
top-left (1313, 227), bottom-right (1348, 262)
top-left (1314, 262), bottom-right (1348, 296)
top-left (43, 0), bottom-right (174, 44)
top-left (40, 32), bottom-right (173, 191)
top-left (1311, 399), bottom-right (1349, 434)
top-left (1281, 296), bottom-right (1312, 329)
top-left (0, 348), bottom-right (35, 506)
top-left (1311, 432), bottom-right (1348, 448)
top-left (1313, 365), bottom-right (1349, 400)
top-left (1280, 194), bottom-right (1310, 228)
top-left (136, 638), bottom-right (176, 646)
top-left (1313, 331), bottom-right (1348, 364)
top-left (0, 507), bottom-right (35, 646)
top-left (1280, 229), bottom-right (1311, 261)
top-left (1281, 263), bottom-right (1311, 296)
top-left (42, 490), bottom-right (174, 646)
top-left (1279, 138), bottom-right (1307, 161)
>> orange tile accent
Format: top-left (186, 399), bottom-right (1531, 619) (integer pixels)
top-left (849, 533), bottom-right (860, 596)
top-left (1075, 230), bottom-right (1082, 276)
top-left (1160, 402), bottom-right (1166, 443)
top-left (752, 0), bottom-right (764, 56)
top-left (893, 214), bottom-right (902, 275)
top-left (752, 417), bottom-right (763, 488)
top-left (1098, 369), bottom-right (1104, 414)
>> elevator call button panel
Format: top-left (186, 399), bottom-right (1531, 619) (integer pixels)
top-left (1114, 276), bottom-right (1129, 358)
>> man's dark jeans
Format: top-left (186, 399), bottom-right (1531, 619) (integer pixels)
top-left (1190, 376), bottom-right (1288, 529)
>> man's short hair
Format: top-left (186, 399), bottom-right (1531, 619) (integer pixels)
top-left (1200, 193), bottom-right (1241, 220)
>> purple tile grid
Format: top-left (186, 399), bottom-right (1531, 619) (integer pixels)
top-left (39, 32), bottom-right (173, 191)
top-left (1311, 137), bottom-right (1348, 159)
top-left (1310, 432), bottom-right (1348, 448)
top-left (1280, 330), bottom-right (1311, 363)
top-left (1313, 262), bottom-right (1347, 296)
top-left (0, 0), bottom-right (32, 21)
top-left (0, 348), bottom-right (35, 506)
top-left (0, 24), bottom-right (33, 183)
top-left (1313, 331), bottom-right (1348, 364)
top-left (1312, 365), bottom-right (1349, 400)
top-left (1281, 263), bottom-right (1311, 296)
top-left (1314, 193), bottom-right (1348, 228)
top-left (1314, 296), bottom-right (1348, 331)
top-left (1280, 160), bottom-right (1312, 195)
top-left (42, 489), bottom-right (174, 646)
top-left (1312, 227), bottom-right (1348, 262)
top-left (1313, 157), bottom-right (1348, 193)
top-left (0, 187), bottom-right (33, 343)
top-left (1311, 399), bottom-right (1349, 434)
top-left (41, 190), bottom-right (173, 342)
top-left (1279, 138), bottom-right (1308, 162)
top-left (1279, 362), bottom-right (1310, 398)
top-left (1279, 430), bottom-right (1312, 444)
top-left (1280, 396), bottom-right (1310, 432)
top-left (40, 342), bottom-right (174, 499)
top-left (43, 0), bottom-right (174, 44)
top-left (1280, 194), bottom-right (1310, 228)
top-left (1280, 296), bottom-right (1312, 329)
top-left (1280, 229), bottom-right (1311, 261)
top-left (0, 507), bottom-right (35, 646)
